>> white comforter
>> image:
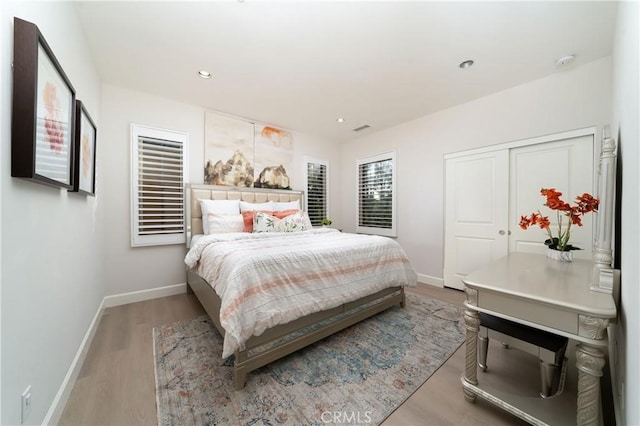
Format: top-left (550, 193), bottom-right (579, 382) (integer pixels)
top-left (185, 228), bottom-right (417, 358)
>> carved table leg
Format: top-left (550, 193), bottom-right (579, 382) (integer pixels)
top-left (463, 307), bottom-right (481, 403)
top-left (575, 343), bottom-right (606, 426)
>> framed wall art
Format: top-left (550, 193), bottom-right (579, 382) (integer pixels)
top-left (11, 17), bottom-right (76, 189)
top-left (203, 111), bottom-right (295, 189)
top-left (204, 111), bottom-right (255, 187)
top-left (253, 123), bottom-right (293, 189)
top-left (71, 100), bottom-right (97, 195)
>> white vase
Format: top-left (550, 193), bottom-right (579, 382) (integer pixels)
top-left (547, 248), bottom-right (573, 262)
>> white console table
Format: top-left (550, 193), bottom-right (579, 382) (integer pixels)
top-left (461, 252), bottom-right (617, 426)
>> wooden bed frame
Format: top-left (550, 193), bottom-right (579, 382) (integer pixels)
top-left (184, 184), bottom-right (407, 390)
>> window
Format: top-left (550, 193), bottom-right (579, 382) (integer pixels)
top-left (304, 156), bottom-right (329, 227)
top-left (131, 124), bottom-right (188, 247)
top-left (357, 151), bottom-right (396, 237)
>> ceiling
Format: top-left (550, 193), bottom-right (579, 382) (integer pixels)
top-left (75, 1), bottom-right (618, 143)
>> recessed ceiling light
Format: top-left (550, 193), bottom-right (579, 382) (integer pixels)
top-left (198, 70), bottom-right (212, 79)
top-left (555, 55), bottom-right (575, 68)
top-left (459, 60), bottom-right (474, 69)
top-left (336, 118), bottom-right (345, 123)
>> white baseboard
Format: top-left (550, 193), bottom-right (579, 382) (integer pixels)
top-left (104, 283), bottom-right (187, 308)
top-left (43, 282), bottom-right (188, 424)
top-left (417, 273), bottom-right (444, 288)
top-left (42, 298), bottom-right (105, 425)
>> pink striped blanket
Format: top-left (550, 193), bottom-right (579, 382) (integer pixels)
top-left (185, 228), bottom-right (417, 358)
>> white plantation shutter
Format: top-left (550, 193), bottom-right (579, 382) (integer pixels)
top-left (357, 151), bottom-right (396, 237)
top-left (131, 124), bottom-right (188, 247)
top-left (304, 157), bottom-right (329, 226)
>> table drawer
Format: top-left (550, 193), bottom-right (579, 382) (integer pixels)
top-left (478, 291), bottom-right (577, 335)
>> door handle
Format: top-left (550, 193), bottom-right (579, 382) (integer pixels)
top-left (499, 230), bottom-right (505, 235)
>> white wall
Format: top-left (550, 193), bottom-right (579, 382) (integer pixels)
top-left (0, 6), bottom-right (3, 420)
top-left (100, 84), bottom-right (342, 296)
top-left (340, 57), bottom-right (612, 285)
top-left (0, 2), bottom-right (104, 425)
top-left (610, 2), bottom-right (640, 424)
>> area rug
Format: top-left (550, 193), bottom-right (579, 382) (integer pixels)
top-left (153, 293), bottom-right (465, 425)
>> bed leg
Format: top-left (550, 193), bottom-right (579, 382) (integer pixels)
top-left (399, 288), bottom-right (406, 308)
top-left (234, 350), bottom-right (248, 390)
top-left (234, 370), bottom-right (247, 391)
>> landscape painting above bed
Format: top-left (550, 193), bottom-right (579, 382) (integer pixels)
top-left (203, 111), bottom-right (293, 189)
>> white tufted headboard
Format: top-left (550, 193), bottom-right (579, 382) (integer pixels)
top-left (185, 184), bottom-right (304, 246)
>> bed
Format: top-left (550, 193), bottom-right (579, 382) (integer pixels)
top-left (183, 184), bottom-right (417, 390)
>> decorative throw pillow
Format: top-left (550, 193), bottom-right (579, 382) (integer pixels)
top-left (206, 213), bottom-right (244, 234)
top-left (199, 199), bottom-right (240, 234)
top-left (253, 211), bottom-right (307, 233)
top-left (242, 209), bottom-right (301, 232)
top-left (272, 209), bottom-right (301, 219)
top-left (241, 210), bottom-right (273, 232)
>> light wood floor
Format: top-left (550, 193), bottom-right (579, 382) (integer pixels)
top-left (59, 285), bottom-right (536, 425)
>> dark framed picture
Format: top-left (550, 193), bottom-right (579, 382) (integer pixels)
top-left (11, 17), bottom-right (76, 189)
top-left (71, 101), bottom-right (97, 195)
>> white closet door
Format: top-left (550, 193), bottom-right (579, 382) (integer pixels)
top-left (444, 150), bottom-right (509, 290)
top-left (508, 134), bottom-right (595, 259)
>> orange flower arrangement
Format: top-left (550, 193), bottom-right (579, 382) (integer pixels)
top-left (519, 188), bottom-right (599, 252)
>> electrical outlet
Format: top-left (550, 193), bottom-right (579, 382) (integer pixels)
top-left (21, 386), bottom-right (32, 424)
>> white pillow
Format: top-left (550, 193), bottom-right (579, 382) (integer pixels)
top-left (199, 199), bottom-right (240, 234)
top-left (253, 211), bottom-right (306, 233)
top-left (206, 213), bottom-right (244, 234)
top-left (239, 200), bottom-right (275, 212)
top-left (273, 200), bottom-right (301, 211)
top-left (301, 212), bottom-right (313, 230)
